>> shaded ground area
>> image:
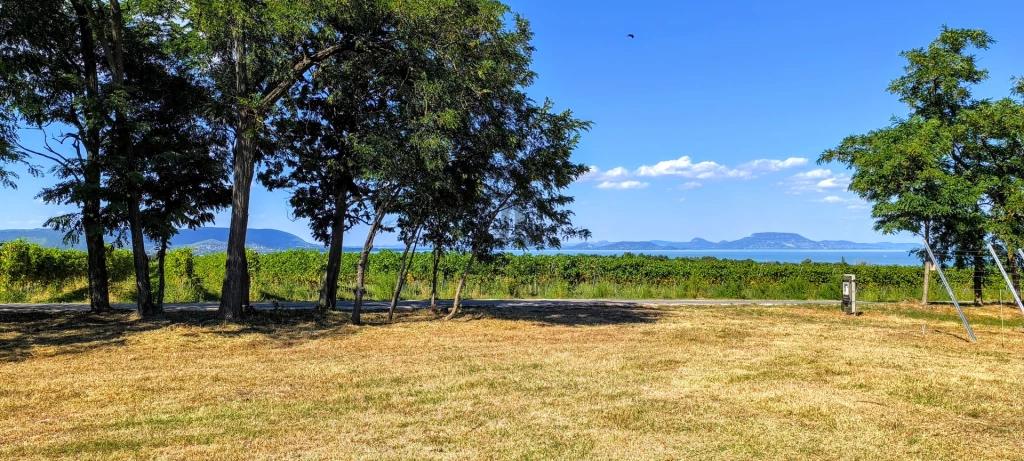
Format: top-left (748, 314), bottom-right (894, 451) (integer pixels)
top-left (2, 302), bottom-right (1024, 459)
top-left (0, 298), bottom-right (842, 312)
top-left (0, 309), bottom-right (360, 363)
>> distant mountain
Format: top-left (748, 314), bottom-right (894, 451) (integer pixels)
top-left (567, 232), bottom-right (920, 251)
top-left (583, 241), bottom-right (676, 251)
top-left (0, 227), bottom-right (321, 254)
top-left (170, 228), bottom-right (321, 253)
top-left (2, 228), bottom-right (921, 253)
top-left (564, 240), bottom-right (609, 250)
top-left (0, 228), bottom-right (87, 250)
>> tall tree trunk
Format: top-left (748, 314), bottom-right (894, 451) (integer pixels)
top-left (973, 254), bottom-right (984, 306)
top-left (212, 30), bottom-right (352, 320)
top-left (219, 33), bottom-right (255, 321)
top-left (83, 208), bottom-right (111, 312)
top-left (128, 209), bottom-right (157, 315)
top-left (388, 228), bottom-right (420, 321)
top-left (71, 0), bottom-right (110, 312)
top-left (430, 247), bottom-right (440, 309)
top-left (445, 251), bottom-right (476, 321)
top-left (156, 238), bottom-right (168, 307)
top-left (352, 207), bottom-right (387, 325)
top-left (318, 187), bottom-right (347, 311)
top-left (922, 223), bottom-right (931, 305)
top-left (104, 0), bottom-right (157, 317)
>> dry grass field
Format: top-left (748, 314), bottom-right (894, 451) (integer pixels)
top-left (2, 302), bottom-right (1024, 460)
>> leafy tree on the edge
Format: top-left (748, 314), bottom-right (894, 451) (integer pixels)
top-left (1, 0), bottom-right (118, 312)
top-left (823, 27), bottom-right (1024, 305)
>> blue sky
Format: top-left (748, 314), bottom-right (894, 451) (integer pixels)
top-left (3, 0), bottom-right (1023, 245)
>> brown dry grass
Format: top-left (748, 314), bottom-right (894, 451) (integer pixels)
top-left (2, 303), bottom-right (1024, 460)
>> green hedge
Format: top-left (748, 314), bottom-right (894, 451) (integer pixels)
top-left (0, 240), bottom-right (1010, 304)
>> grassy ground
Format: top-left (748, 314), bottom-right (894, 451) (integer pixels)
top-left (2, 303), bottom-right (1024, 460)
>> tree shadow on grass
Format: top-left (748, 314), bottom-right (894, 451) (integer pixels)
top-left (0, 304), bottom-right (665, 362)
top-left (932, 328), bottom-right (974, 343)
top-left (0, 308), bottom-right (361, 363)
top-left (0, 310), bottom-right (149, 362)
top-left (202, 308), bottom-right (360, 341)
top-left (459, 303), bottom-right (666, 326)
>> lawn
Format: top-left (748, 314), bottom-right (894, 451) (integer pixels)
top-left (2, 303), bottom-right (1024, 460)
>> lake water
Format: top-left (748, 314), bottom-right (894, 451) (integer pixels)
top-left (360, 247), bottom-right (923, 266)
top-left (512, 249), bottom-right (922, 266)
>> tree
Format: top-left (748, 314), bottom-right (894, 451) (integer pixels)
top-left (260, 86), bottom-right (370, 313)
top-left (340, 0), bottom-right (526, 325)
top-left (444, 98), bottom-right (592, 320)
top-left (960, 98), bottom-right (1024, 293)
top-left (821, 27), bottom-right (994, 305)
top-left (387, 222), bottom-right (422, 321)
top-left (182, 0), bottom-right (409, 320)
top-left (145, 152), bottom-right (231, 308)
top-left (126, 72), bottom-right (231, 308)
top-left (91, 0), bottom-right (221, 316)
top-left (259, 21), bottom-right (409, 313)
top-left (94, 0), bottom-right (160, 316)
top-left (261, 0), bottom-right (529, 323)
top-left (0, 0), bottom-right (116, 312)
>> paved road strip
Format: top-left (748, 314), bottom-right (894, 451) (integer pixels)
top-left (0, 299), bottom-right (843, 312)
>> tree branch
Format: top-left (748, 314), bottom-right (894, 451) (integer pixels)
top-left (258, 42), bottom-right (351, 114)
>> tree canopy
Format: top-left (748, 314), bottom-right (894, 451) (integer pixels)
top-left (822, 26), bottom-right (1024, 304)
top-left (0, 0), bottom-right (591, 320)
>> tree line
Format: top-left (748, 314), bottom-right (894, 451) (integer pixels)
top-left (822, 27), bottom-right (1024, 305)
top-left (0, 0), bottom-right (589, 322)
top-left (1, 241), bottom-right (1007, 306)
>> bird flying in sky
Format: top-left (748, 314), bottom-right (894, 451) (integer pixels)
top-left (627, 34), bottom-right (635, 39)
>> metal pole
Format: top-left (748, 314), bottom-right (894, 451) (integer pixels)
top-left (923, 238), bottom-right (977, 342)
top-left (988, 243), bottom-right (1024, 317)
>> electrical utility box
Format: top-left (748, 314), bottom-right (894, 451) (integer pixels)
top-left (841, 274), bottom-right (857, 315)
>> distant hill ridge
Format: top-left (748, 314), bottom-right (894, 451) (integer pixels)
top-left (0, 227), bottom-right (321, 253)
top-left (568, 232), bottom-right (920, 251)
top-left (0, 229), bottom-right (921, 252)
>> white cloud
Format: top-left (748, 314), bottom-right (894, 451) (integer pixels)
top-left (583, 156), bottom-right (808, 188)
top-left (636, 155), bottom-right (808, 180)
top-left (791, 169), bottom-right (833, 180)
top-left (597, 180), bottom-right (649, 190)
top-left (737, 157), bottom-right (808, 173)
top-left (637, 156), bottom-right (749, 179)
top-left (783, 169), bottom-right (851, 194)
top-left (809, 194), bottom-right (870, 210)
top-left (603, 167), bottom-right (630, 178)
top-left (816, 177), bottom-right (847, 189)
top-left (579, 166), bottom-right (631, 182)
